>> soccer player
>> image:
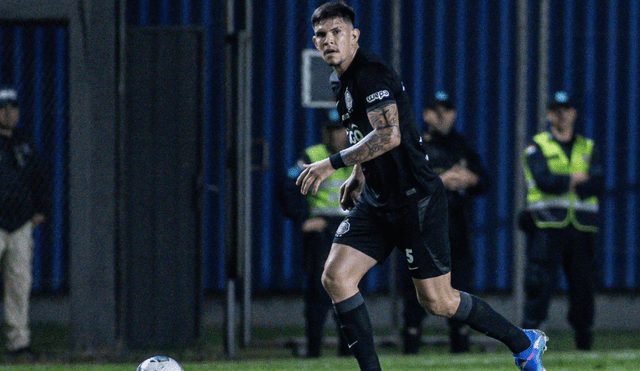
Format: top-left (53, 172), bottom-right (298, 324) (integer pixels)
top-left (296, 2), bottom-right (547, 370)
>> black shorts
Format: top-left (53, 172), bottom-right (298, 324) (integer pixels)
top-left (333, 184), bottom-right (451, 279)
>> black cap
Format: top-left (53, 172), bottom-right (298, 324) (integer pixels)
top-left (0, 87), bottom-right (19, 107)
top-left (426, 91), bottom-right (454, 110)
top-left (547, 91), bottom-right (574, 110)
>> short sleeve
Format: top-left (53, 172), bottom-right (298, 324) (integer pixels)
top-left (357, 64), bottom-right (397, 112)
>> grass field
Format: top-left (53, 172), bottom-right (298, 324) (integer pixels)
top-left (1, 323), bottom-right (638, 370)
top-left (1, 350), bottom-right (640, 370)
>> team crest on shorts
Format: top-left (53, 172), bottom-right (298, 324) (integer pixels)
top-left (335, 219), bottom-right (351, 237)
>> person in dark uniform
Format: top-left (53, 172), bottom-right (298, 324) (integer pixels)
top-left (521, 91), bottom-right (603, 350)
top-left (297, 3), bottom-right (547, 370)
top-left (401, 91), bottom-right (488, 354)
top-left (279, 111), bottom-right (352, 358)
top-left (0, 87), bottom-right (50, 359)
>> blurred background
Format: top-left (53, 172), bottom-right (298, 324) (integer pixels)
top-left (0, 0), bottom-right (638, 357)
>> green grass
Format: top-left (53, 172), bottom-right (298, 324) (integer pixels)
top-left (1, 350), bottom-right (640, 370)
top-left (0, 323), bottom-right (638, 370)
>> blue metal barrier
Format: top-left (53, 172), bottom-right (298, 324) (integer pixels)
top-left (4, 0), bottom-right (638, 295)
top-left (0, 23), bottom-right (69, 293)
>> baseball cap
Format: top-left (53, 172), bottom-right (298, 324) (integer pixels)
top-left (0, 87), bottom-right (19, 107)
top-left (547, 91), bottom-right (574, 110)
top-left (426, 91), bottom-right (454, 110)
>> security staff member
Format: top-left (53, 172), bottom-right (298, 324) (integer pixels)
top-left (0, 87), bottom-right (50, 358)
top-left (279, 112), bottom-right (352, 358)
top-left (522, 91), bottom-right (603, 350)
top-left (401, 91), bottom-right (488, 354)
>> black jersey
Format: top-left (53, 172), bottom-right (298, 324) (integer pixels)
top-left (332, 48), bottom-right (439, 210)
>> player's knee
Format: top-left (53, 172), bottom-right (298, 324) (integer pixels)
top-left (321, 269), bottom-right (342, 293)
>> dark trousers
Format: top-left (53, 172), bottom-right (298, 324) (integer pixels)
top-left (402, 209), bottom-right (474, 353)
top-left (303, 218), bottom-right (349, 357)
top-left (522, 225), bottom-right (596, 349)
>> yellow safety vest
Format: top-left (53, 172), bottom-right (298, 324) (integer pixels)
top-left (523, 132), bottom-right (599, 233)
top-left (304, 144), bottom-right (352, 217)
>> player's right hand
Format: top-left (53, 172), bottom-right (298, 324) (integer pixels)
top-left (296, 158), bottom-right (336, 195)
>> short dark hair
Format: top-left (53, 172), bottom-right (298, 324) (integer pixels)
top-left (311, 1), bottom-right (355, 27)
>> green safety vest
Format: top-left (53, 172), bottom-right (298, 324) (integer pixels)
top-left (304, 144), bottom-right (352, 217)
top-left (523, 132), bottom-right (599, 233)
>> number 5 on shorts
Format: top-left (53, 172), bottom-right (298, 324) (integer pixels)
top-left (405, 249), bottom-right (414, 264)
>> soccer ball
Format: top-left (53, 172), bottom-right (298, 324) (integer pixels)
top-left (136, 356), bottom-right (184, 371)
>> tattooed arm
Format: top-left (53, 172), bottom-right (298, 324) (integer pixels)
top-left (296, 103), bottom-right (401, 196)
top-left (341, 103), bottom-right (401, 166)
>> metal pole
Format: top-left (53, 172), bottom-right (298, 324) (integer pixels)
top-left (513, 0), bottom-right (530, 327)
top-left (240, 0), bottom-right (254, 348)
top-left (389, 0), bottom-right (402, 342)
top-left (537, 0), bottom-right (551, 132)
top-left (224, 0), bottom-right (237, 358)
top-left (391, 0), bottom-right (402, 74)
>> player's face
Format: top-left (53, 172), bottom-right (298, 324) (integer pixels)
top-left (312, 17), bottom-right (359, 74)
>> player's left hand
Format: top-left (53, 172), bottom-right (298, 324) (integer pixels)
top-left (296, 158), bottom-right (336, 195)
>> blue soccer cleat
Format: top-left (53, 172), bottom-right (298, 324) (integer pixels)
top-left (513, 329), bottom-right (548, 371)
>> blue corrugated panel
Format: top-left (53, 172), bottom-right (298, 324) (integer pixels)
top-left (121, 0), bottom-right (640, 294)
top-left (546, 0), bottom-right (640, 290)
top-left (32, 28), bottom-right (45, 292)
top-left (0, 23), bottom-right (69, 293)
top-left (626, 1), bottom-right (639, 288)
top-left (52, 27), bottom-right (69, 290)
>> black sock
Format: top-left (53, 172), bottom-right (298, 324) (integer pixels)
top-left (333, 292), bottom-right (381, 371)
top-left (453, 291), bottom-right (530, 353)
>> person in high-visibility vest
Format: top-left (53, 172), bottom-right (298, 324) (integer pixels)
top-left (279, 111), bottom-right (353, 358)
top-left (521, 91), bottom-right (604, 350)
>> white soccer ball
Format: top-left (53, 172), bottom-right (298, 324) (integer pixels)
top-left (136, 356), bottom-right (184, 371)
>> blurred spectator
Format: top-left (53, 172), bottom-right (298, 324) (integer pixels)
top-left (521, 91), bottom-right (603, 350)
top-left (279, 110), bottom-right (352, 358)
top-left (0, 86), bottom-right (51, 358)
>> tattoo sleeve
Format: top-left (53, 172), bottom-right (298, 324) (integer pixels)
top-left (341, 103), bottom-right (401, 166)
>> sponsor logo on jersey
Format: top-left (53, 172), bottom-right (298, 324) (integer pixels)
top-left (346, 123), bottom-right (364, 145)
top-left (365, 90), bottom-right (390, 103)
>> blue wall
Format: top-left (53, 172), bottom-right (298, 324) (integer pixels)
top-left (0, 21), bottom-right (69, 293)
top-left (3, 0), bottom-right (638, 294)
top-left (125, 0), bottom-right (638, 294)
